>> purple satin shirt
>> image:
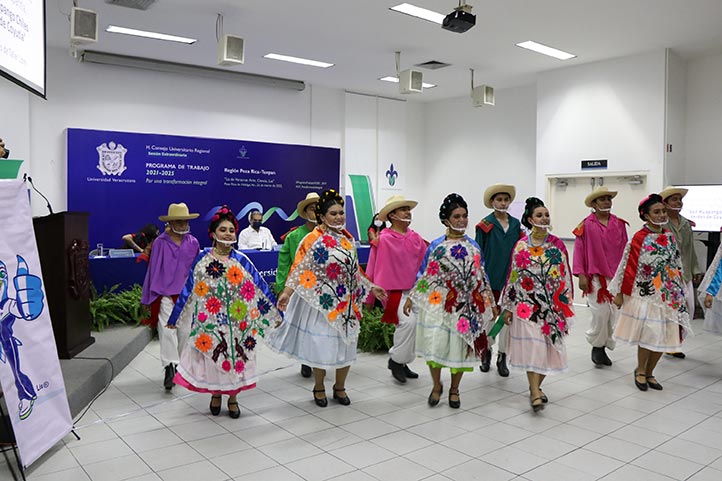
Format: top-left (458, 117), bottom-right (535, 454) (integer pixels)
top-left (141, 232), bottom-right (200, 304)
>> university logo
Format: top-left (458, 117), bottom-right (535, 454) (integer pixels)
top-left (96, 141), bottom-right (128, 176)
top-left (237, 145), bottom-right (249, 159)
top-left (385, 163), bottom-right (399, 186)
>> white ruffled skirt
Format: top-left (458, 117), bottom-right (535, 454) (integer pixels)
top-left (415, 309), bottom-right (479, 369)
top-left (613, 295), bottom-right (690, 351)
top-left (507, 316), bottom-right (568, 375)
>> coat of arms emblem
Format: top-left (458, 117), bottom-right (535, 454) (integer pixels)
top-left (96, 141), bottom-right (128, 175)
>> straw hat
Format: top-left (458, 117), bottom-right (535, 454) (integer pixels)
top-left (296, 192), bottom-right (320, 220)
top-left (659, 186), bottom-right (688, 202)
top-left (158, 202), bottom-right (200, 222)
top-left (483, 184), bottom-right (516, 209)
top-left (584, 186), bottom-right (618, 208)
top-left (378, 195), bottom-right (418, 222)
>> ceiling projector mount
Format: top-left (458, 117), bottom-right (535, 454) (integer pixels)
top-left (443, 1), bottom-right (476, 33)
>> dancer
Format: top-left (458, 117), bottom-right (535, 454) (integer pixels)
top-left (141, 202), bottom-right (200, 390)
top-left (366, 195), bottom-right (427, 383)
top-left (572, 186), bottom-right (628, 366)
top-left (501, 197), bottom-right (574, 412)
top-left (167, 206), bottom-right (281, 418)
top-left (475, 183), bottom-right (521, 376)
top-left (611, 193), bottom-right (691, 391)
top-left (407, 193), bottom-right (496, 409)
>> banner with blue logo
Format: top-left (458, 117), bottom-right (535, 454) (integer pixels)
top-left (67, 129), bottom-right (340, 247)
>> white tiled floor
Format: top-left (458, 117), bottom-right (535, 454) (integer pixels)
top-left (10, 306), bottom-right (722, 481)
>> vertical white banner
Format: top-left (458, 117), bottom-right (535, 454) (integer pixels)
top-left (0, 179), bottom-right (72, 467)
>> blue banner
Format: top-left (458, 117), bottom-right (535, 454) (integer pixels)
top-left (67, 128), bottom-right (340, 247)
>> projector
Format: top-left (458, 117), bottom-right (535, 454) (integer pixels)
top-left (442, 5), bottom-right (476, 33)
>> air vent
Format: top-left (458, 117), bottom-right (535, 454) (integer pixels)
top-left (414, 60), bottom-right (451, 70)
top-left (105, 0), bottom-right (156, 10)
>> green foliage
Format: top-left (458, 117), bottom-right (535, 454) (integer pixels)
top-left (357, 306), bottom-right (396, 352)
top-left (89, 284), bottom-right (149, 332)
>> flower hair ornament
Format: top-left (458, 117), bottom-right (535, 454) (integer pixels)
top-left (638, 193), bottom-right (663, 221)
top-left (208, 205), bottom-right (239, 239)
top-left (314, 189), bottom-right (344, 223)
top-left (438, 193), bottom-right (467, 224)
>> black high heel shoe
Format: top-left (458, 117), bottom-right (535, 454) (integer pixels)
top-left (228, 401), bottom-right (241, 419)
top-left (448, 388), bottom-right (461, 409)
top-left (332, 386), bottom-right (351, 406)
top-left (634, 370), bottom-right (648, 391)
top-left (209, 395), bottom-right (222, 416)
top-left (427, 384), bottom-right (443, 407)
top-left (312, 388), bottom-right (328, 407)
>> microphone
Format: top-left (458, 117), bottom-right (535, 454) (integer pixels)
top-left (23, 174), bottom-right (54, 214)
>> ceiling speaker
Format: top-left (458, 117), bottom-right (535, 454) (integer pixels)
top-left (70, 7), bottom-right (98, 44)
top-left (471, 85), bottom-right (495, 107)
top-left (399, 69), bottom-right (423, 94)
top-left (218, 35), bottom-right (245, 66)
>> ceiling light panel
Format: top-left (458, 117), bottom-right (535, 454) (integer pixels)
top-left (389, 3), bottom-right (445, 24)
top-left (263, 53), bottom-right (334, 68)
top-left (515, 41), bottom-right (576, 60)
top-left (379, 76), bottom-right (436, 89)
top-left (106, 25), bottom-right (196, 44)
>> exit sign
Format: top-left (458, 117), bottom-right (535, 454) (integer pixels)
top-left (581, 159), bottom-right (608, 169)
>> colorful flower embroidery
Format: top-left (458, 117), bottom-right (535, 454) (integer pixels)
top-left (336, 284), bottom-right (347, 297)
top-left (515, 250), bottom-right (531, 268)
top-left (300, 270), bottom-right (317, 288)
top-left (205, 296), bottom-right (222, 314)
top-left (257, 298), bottom-right (271, 314)
top-left (221, 360), bottom-right (231, 372)
top-left (416, 279), bottom-right (430, 293)
top-left (239, 320), bottom-right (248, 331)
top-left (197, 311), bottom-right (208, 322)
top-left (328, 310), bottom-right (339, 321)
top-left (249, 307), bottom-right (260, 320)
top-left (243, 336), bottom-right (256, 351)
top-left (473, 252), bottom-right (482, 269)
top-left (340, 237), bottom-right (352, 250)
top-left (226, 265), bottom-right (243, 285)
top-left (540, 322), bottom-right (551, 336)
top-left (516, 302), bottom-right (532, 319)
top-left (322, 235), bottom-right (337, 248)
top-left (546, 248), bottom-right (562, 265)
top-left (521, 277), bottom-right (535, 291)
top-left (229, 299), bottom-right (248, 320)
top-left (319, 293), bottom-right (334, 310)
top-left (657, 234), bottom-right (668, 247)
top-left (234, 360), bottom-right (245, 373)
top-left (432, 245), bottom-right (446, 260)
top-left (457, 316), bottom-right (470, 333)
top-left (240, 280), bottom-right (256, 301)
top-left (326, 262), bottom-right (342, 280)
top-left (529, 246), bottom-right (544, 257)
top-left (194, 281), bottom-right (210, 297)
top-left (313, 246), bottom-right (329, 264)
top-left (195, 333), bottom-right (213, 352)
top-left (450, 244), bottom-right (468, 260)
top-left (427, 260), bottom-right (440, 276)
top-left (206, 259), bottom-right (226, 278)
top-left (428, 291), bottom-right (442, 305)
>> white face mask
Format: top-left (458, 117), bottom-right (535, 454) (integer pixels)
top-left (649, 219), bottom-right (667, 226)
top-left (389, 214), bottom-right (412, 224)
top-left (448, 224), bottom-right (467, 233)
top-left (595, 208), bottom-right (612, 212)
top-left (531, 222), bottom-right (553, 230)
top-left (325, 221), bottom-right (345, 230)
top-left (666, 206), bottom-right (682, 211)
top-left (171, 226), bottom-right (190, 235)
top-left (493, 208), bottom-right (508, 213)
top-left (373, 219), bottom-right (383, 227)
top-left (213, 235), bottom-right (237, 246)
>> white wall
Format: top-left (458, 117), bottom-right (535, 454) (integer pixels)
top-left (25, 47), bottom-right (345, 215)
top-left (418, 84), bottom-right (537, 240)
top-left (686, 52), bottom-right (722, 185)
top-left (537, 50), bottom-right (667, 196)
top-left (665, 49), bottom-right (687, 185)
top-left (0, 78), bottom-right (31, 165)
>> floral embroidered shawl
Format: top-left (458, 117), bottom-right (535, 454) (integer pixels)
top-left (168, 249), bottom-right (281, 377)
top-left (500, 234), bottom-right (574, 347)
top-left (410, 235), bottom-right (495, 355)
top-left (610, 226), bottom-right (690, 326)
top-left (286, 227), bottom-right (374, 343)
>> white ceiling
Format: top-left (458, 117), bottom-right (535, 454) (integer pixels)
top-left (47, 0), bottom-right (722, 101)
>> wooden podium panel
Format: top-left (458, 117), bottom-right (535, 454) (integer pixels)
top-left (32, 212), bottom-right (95, 359)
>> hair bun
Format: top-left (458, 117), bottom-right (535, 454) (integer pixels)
top-left (438, 193), bottom-right (468, 223)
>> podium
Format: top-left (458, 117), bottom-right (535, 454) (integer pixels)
top-left (32, 212), bottom-right (95, 358)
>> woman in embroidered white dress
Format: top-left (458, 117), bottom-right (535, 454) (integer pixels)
top-left (611, 194), bottom-right (691, 392)
top-left (268, 189), bottom-right (386, 407)
top-left (500, 197), bottom-right (574, 412)
top-left (404, 193), bottom-right (497, 409)
top-left (167, 206), bottom-right (281, 418)
top-left (699, 242), bottom-right (722, 334)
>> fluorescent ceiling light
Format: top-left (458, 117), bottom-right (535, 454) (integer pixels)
top-left (379, 76), bottom-right (437, 89)
top-left (106, 25), bottom-right (197, 44)
top-left (389, 3), bottom-right (445, 24)
top-left (263, 53), bottom-right (334, 68)
top-left (515, 41), bottom-right (576, 60)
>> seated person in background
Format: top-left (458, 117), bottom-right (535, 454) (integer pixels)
top-left (0, 138), bottom-right (9, 159)
top-left (122, 223), bottom-right (160, 254)
top-left (238, 210), bottom-right (277, 250)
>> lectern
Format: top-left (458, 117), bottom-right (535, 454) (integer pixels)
top-left (32, 212), bottom-right (95, 358)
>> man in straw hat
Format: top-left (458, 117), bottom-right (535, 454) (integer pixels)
top-left (366, 195), bottom-right (427, 383)
top-left (276, 192), bottom-right (319, 378)
top-left (475, 183), bottom-right (521, 376)
top-left (661, 186), bottom-right (702, 359)
top-left (141, 202), bottom-right (200, 390)
top-left (572, 186), bottom-right (628, 366)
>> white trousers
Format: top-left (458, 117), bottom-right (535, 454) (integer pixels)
top-left (389, 291), bottom-right (417, 365)
top-left (158, 296), bottom-right (190, 367)
top-left (685, 280), bottom-right (695, 320)
top-left (487, 325), bottom-right (508, 354)
top-left (585, 276), bottom-right (617, 349)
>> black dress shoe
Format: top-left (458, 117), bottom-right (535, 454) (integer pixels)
top-left (228, 401), bottom-right (241, 419)
top-left (448, 389), bottom-right (461, 409)
top-left (600, 348), bottom-right (613, 366)
top-left (164, 364), bottom-right (176, 391)
top-left (403, 365), bottom-right (419, 379)
top-left (646, 376), bottom-right (663, 390)
top-left (480, 348), bottom-right (492, 372)
top-left (209, 396), bottom-right (222, 416)
top-left (332, 386), bottom-right (351, 406)
top-left (667, 352), bottom-right (686, 359)
top-left (428, 384), bottom-right (443, 407)
top-left (591, 347), bottom-right (606, 366)
top-left (312, 388), bottom-right (328, 407)
top-left (388, 359), bottom-right (407, 383)
top-left (496, 353), bottom-right (509, 377)
top-left (300, 364), bottom-right (313, 378)
top-left (634, 370), bottom-right (648, 391)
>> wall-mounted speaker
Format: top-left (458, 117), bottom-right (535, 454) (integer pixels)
top-left (399, 69), bottom-right (423, 94)
top-left (218, 34), bottom-right (245, 66)
top-left (471, 85), bottom-right (495, 107)
top-left (70, 7), bottom-right (98, 44)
